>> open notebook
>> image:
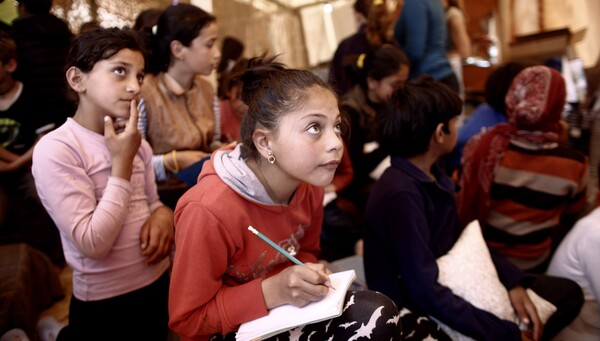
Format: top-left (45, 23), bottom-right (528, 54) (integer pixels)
top-left (236, 270), bottom-right (356, 341)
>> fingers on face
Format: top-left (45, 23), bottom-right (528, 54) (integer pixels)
top-left (103, 115), bottom-right (115, 137)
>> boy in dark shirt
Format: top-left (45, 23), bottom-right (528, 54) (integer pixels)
top-left (364, 76), bottom-right (583, 340)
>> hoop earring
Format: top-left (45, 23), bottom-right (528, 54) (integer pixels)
top-left (267, 151), bottom-right (276, 164)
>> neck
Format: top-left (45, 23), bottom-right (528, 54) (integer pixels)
top-left (366, 89), bottom-right (379, 104)
top-left (72, 101), bottom-right (104, 134)
top-left (248, 157), bottom-right (297, 205)
top-left (167, 66), bottom-right (195, 90)
top-left (407, 152), bottom-right (439, 181)
top-left (0, 79), bottom-right (18, 97)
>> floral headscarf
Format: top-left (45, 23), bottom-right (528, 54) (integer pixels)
top-left (456, 66), bottom-right (566, 225)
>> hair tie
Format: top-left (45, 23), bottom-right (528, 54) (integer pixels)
top-left (151, 25), bottom-right (158, 36)
top-left (357, 53), bottom-right (366, 69)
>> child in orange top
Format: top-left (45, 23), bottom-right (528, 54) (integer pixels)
top-left (169, 57), bottom-right (402, 340)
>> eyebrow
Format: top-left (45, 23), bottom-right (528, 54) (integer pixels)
top-left (300, 112), bottom-right (341, 121)
top-left (107, 60), bottom-right (143, 71)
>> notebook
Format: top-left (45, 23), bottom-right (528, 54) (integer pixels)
top-left (236, 269), bottom-right (356, 341)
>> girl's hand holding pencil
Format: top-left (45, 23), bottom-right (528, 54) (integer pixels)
top-left (261, 261), bottom-right (332, 309)
top-left (249, 226), bottom-right (334, 309)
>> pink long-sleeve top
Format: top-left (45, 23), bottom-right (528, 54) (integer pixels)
top-left (32, 118), bottom-right (169, 301)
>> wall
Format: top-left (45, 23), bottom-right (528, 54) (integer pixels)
top-left (212, 1), bottom-right (307, 68)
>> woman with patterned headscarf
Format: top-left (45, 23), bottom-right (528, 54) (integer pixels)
top-left (457, 65), bottom-right (589, 273)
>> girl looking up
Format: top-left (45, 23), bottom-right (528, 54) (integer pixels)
top-left (32, 27), bottom-right (174, 341)
top-left (169, 57), bottom-right (402, 341)
top-left (137, 3), bottom-right (221, 184)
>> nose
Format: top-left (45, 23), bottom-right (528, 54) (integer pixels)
top-left (127, 77), bottom-right (141, 95)
top-left (327, 129), bottom-right (343, 154)
top-left (214, 47), bottom-right (222, 62)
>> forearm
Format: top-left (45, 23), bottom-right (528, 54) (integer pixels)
top-left (0, 147), bottom-right (19, 163)
top-left (0, 151), bottom-right (31, 173)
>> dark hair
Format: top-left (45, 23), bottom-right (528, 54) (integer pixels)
top-left (133, 8), bottom-right (163, 32)
top-left (365, 1), bottom-right (393, 47)
top-left (217, 36), bottom-right (245, 74)
top-left (485, 62), bottom-right (526, 114)
top-left (353, 0), bottom-right (393, 47)
top-left (17, 0), bottom-right (51, 14)
top-left (218, 57), bottom-right (249, 99)
top-left (447, 0), bottom-right (460, 8)
top-left (380, 76), bottom-right (463, 158)
top-left (78, 20), bottom-right (101, 35)
top-left (139, 3), bottom-right (215, 74)
top-left (239, 56), bottom-right (341, 159)
top-left (66, 27), bottom-right (143, 102)
top-left (0, 30), bottom-right (16, 64)
top-left (353, 0), bottom-right (371, 18)
top-left (346, 44), bottom-right (410, 89)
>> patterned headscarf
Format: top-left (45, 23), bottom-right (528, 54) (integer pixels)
top-left (456, 66), bottom-right (566, 225)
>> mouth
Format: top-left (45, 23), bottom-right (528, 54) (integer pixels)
top-left (321, 160), bottom-right (340, 170)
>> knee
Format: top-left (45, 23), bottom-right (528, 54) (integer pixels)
top-left (561, 278), bottom-right (584, 311)
top-left (543, 276), bottom-right (584, 313)
top-left (348, 290), bottom-right (399, 314)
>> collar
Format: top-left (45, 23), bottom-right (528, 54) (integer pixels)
top-left (161, 72), bottom-right (188, 96)
top-left (391, 156), bottom-right (455, 193)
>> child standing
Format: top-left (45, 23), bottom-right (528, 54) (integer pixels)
top-left (169, 57), bottom-right (402, 341)
top-left (32, 28), bottom-right (174, 341)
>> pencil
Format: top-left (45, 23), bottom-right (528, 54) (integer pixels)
top-left (247, 225), bottom-right (335, 290)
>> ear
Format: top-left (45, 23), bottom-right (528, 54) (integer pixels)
top-left (366, 76), bottom-right (377, 90)
top-left (5, 58), bottom-right (17, 73)
top-left (433, 123), bottom-right (446, 145)
top-left (170, 40), bottom-right (184, 60)
top-left (252, 125), bottom-right (273, 160)
top-left (66, 66), bottom-right (86, 93)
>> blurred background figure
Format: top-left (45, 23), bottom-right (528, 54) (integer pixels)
top-left (442, 0), bottom-right (471, 98)
top-left (11, 0), bottom-right (74, 127)
top-left (449, 62), bottom-right (526, 174)
top-left (328, 0), bottom-right (395, 96)
top-left (394, 0), bottom-right (459, 93)
top-left (217, 57), bottom-right (248, 144)
top-left (133, 7), bottom-right (163, 33)
top-left (547, 167), bottom-right (600, 340)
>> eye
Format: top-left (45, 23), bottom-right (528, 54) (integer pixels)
top-left (307, 124), bottom-right (321, 134)
top-left (113, 67), bottom-right (126, 76)
top-left (334, 121), bottom-right (342, 134)
top-left (137, 73), bottom-right (145, 85)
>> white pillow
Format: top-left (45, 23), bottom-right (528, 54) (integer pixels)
top-left (434, 220), bottom-right (557, 341)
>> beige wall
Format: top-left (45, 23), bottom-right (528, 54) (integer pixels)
top-left (213, 1), bottom-right (307, 68)
top-left (574, 0), bottom-right (600, 67)
top-left (493, 0), bottom-right (600, 67)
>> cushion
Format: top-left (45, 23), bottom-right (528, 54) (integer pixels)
top-left (434, 220), bottom-right (557, 341)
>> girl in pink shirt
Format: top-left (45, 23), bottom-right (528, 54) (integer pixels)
top-left (32, 27), bottom-right (174, 341)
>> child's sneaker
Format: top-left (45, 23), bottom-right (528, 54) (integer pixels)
top-left (36, 316), bottom-right (64, 341)
top-left (0, 328), bottom-right (30, 341)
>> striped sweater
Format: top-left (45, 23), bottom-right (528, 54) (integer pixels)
top-left (482, 139), bottom-right (588, 270)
